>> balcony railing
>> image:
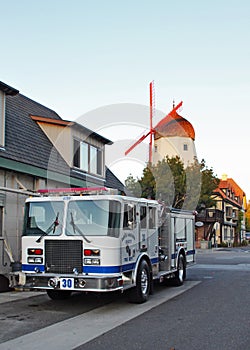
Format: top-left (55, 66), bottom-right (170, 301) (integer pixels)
top-left (196, 209), bottom-right (224, 223)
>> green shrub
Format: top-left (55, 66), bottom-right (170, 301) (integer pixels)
top-left (218, 241), bottom-right (228, 248)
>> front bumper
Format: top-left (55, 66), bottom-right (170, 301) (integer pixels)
top-left (9, 271), bottom-right (124, 292)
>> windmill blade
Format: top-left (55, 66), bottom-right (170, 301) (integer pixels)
top-left (154, 101), bottom-right (183, 129)
top-left (125, 130), bottom-right (151, 156)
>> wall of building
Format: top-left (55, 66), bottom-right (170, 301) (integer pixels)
top-left (153, 136), bottom-right (197, 166)
top-left (0, 169), bottom-right (70, 275)
top-left (37, 122), bottom-right (72, 166)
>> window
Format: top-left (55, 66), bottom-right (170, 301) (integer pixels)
top-left (0, 90), bottom-right (5, 147)
top-left (66, 200), bottom-right (121, 237)
top-left (80, 142), bottom-right (88, 172)
top-left (23, 201), bottom-right (64, 236)
top-left (149, 207), bottom-right (156, 229)
top-left (223, 227), bottom-right (228, 241)
top-left (123, 204), bottom-right (136, 230)
top-left (175, 217), bottom-right (186, 241)
top-left (226, 206), bottom-right (232, 218)
top-left (183, 143), bottom-right (188, 151)
top-left (140, 206), bottom-right (147, 229)
top-left (73, 139), bottom-right (80, 167)
top-left (73, 139), bottom-right (103, 176)
top-left (90, 145), bottom-right (97, 174)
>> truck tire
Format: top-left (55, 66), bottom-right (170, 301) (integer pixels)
top-left (46, 289), bottom-right (72, 300)
top-left (129, 260), bottom-right (150, 303)
top-left (173, 254), bottom-right (186, 286)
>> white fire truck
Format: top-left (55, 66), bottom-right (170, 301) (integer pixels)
top-left (9, 187), bottom-right (195, 303)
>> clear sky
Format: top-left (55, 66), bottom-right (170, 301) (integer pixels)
top-left (1, 0), bottom-right (250, 198)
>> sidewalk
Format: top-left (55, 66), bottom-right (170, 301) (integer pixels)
top-left (0, 289), bottom-right (46, 304)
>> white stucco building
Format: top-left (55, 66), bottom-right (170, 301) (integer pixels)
top-left (153, 105), bottom-right (197, 166)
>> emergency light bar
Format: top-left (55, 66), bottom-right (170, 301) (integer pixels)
top-left (37, 187), bottom-right (119, 196)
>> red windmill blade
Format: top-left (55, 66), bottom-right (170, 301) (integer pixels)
top-left (154, 101), bottom-right (183, 130)
top-left (124, 129), bottom-right (152, 157)
top-left (125, 81), bottom-right (183, 163)
top-left (125, 81), bottom-right (155, 162)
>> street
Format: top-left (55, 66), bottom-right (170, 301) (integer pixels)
top-left (0, 247), bottom-right (250, 350)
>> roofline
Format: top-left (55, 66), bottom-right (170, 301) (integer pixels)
top-left (72, 122), bottom-right (113, 145)
top-left (213, 189), bottom-right (244, 209)
top-left (30, 115), bottom-right (73, 126)
top-left (30, 115), bottom-right (113, 145)
top-left (0, 81), bottom-right (19, 96)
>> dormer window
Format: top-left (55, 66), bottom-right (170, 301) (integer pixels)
top-left (73, 139), bottom-right (103, 176)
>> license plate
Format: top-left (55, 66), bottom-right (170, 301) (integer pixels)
top-left (59, 278), bottom-right (74, 290)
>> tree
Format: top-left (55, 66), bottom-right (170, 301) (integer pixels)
top-left (124, 174), bottom-right (141, 197)
top-left (154, 156), bottom-right (186, 208)
top-left (124, 157), bottom-right (219, 211)
top-left (138, 165), bottom-right (155, 199)
top-left (246, 201), bottom-right (250, 232)
top-left (197, 159), bottom-right (220, 211)
top-left (183, 158), bottom-right (202, 210)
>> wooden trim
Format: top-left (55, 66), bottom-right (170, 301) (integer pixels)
top-left (30, 115), bottom-right (73, 127)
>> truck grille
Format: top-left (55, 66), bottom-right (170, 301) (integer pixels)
top-left (45, 240), bottom-right (83, 274)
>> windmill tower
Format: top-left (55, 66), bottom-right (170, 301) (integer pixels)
top-left (153, 100), bottom-right (197, 167)
top-left (125, 82), bottom-right (197, 167)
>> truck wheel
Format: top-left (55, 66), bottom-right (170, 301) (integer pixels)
top-left (46, 289), bottom-right (72, 300)
top-left (129, 260), bottom-right (150, 303)
top-left (173, 255), bottom-right (186, 286)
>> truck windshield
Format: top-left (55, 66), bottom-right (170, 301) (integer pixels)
top-left (23, 201), bottom-right (64, 236)
top-left (66, 200), bottom-right (121, 237)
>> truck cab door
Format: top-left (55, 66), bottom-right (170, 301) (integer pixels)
top-left (121, 203), bottom-right (138, 266)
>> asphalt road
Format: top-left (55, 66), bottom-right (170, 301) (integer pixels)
top-left (1, 247), bottom-right (250, 350)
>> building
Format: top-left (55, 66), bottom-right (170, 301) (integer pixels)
top-left (0, 81), bottom-right (127, 289)
top-left (196, 174), bottom-right (247, 247)
top-left (153, 103), bottom-right (197, 166)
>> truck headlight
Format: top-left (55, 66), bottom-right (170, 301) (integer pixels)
top-left (28, 257), bottom-right (43, 264)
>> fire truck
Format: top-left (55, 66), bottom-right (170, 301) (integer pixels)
top-left (9, 187), bottom-right (195, 303)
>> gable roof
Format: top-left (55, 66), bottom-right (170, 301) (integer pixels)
top-left (0, 82), bottom-right (126, 193)
top-left (30, 115), bottom-right (112, 145)
top-left (213, 177), bottom-right (246, 209)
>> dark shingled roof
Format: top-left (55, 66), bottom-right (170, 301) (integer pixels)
top-left (2, 93), bottom-right (70, 175)
top-left (105, 167), bottom-right (128, 195)
top-left (0, 81), bottom-right (19, 96)
top-left (0, 83), bottom-right (127, 193)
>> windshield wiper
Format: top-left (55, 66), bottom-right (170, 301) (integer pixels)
top-left (36, 212), bottom-right (59, 243)
top-left (70, 212), bottom-right (91, 243)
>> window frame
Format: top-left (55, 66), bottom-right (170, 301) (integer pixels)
top-left (183, 143), bottom-right (188, 151)
top-left (73, 139), bottom-right (104, 176)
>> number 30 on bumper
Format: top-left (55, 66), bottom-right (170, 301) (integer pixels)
top-left (60, 278), bottom-right (74, 289)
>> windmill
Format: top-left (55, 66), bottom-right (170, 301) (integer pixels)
top-left (125, 81), bottom-right (183, 163)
